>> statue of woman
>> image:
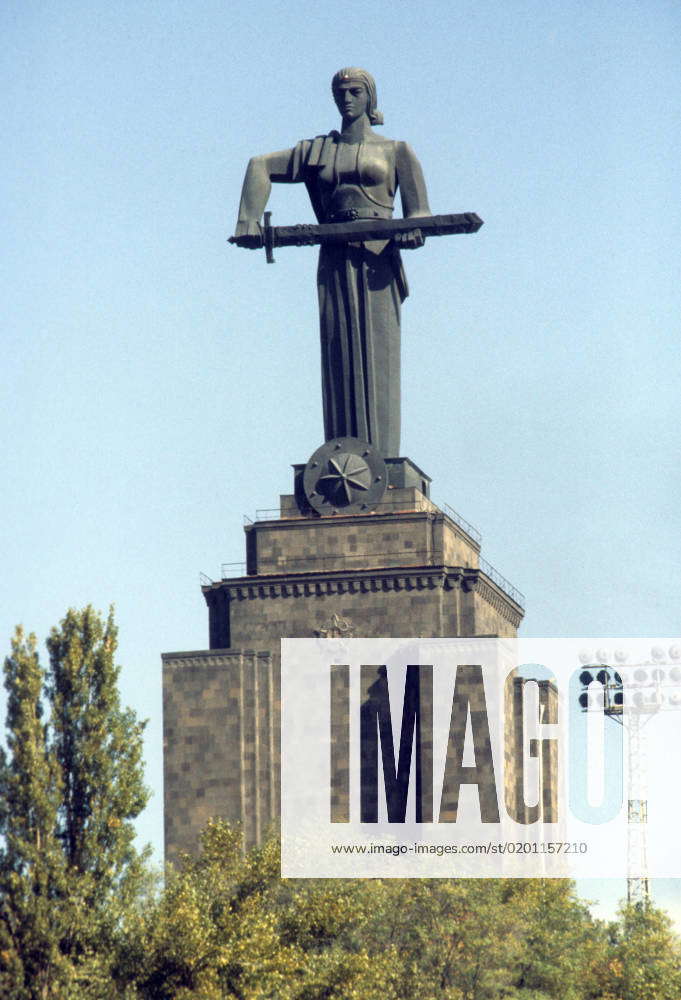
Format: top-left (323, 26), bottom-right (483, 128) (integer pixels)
top-left (234, 68), bottom-right (430, 458)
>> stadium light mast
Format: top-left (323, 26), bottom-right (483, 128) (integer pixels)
top-left (578, 645), bottom-right (681, 907)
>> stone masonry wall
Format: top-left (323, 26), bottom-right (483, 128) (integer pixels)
top-left (163, 492), bottom-right (524, 857)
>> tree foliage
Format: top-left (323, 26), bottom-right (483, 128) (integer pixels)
top-left (45, 607), bottom-right (149, 912)
top-left (599, 902), bottom-right (681, 1000)
top-left (117, 821), bottom-right (681, 1000)
top-left (0, 607), bottom-right (149, 999)
top-left (0, 627), bottom-right (69, 997)
top-left (3, 610), bottom-right (681, 998)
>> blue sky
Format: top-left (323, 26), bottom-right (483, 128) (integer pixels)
top-left (3, 0), bottom-right (680, 922)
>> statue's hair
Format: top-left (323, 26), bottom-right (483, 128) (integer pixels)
top-left (332, 67), bottom-right (384, 126)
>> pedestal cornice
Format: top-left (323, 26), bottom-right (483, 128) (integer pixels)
top-left (202, 564), bottom-right (523, 629)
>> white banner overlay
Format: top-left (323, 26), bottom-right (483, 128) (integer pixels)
top-left (280, 638), bottom-right (681, 878)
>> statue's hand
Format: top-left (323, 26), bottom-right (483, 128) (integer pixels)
top-left (394, 228), bottom-right (425, 250)
top-left (232, 219), bottom-right (264, 249)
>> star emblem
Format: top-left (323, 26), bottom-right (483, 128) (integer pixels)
top-left (303, 436), bottom-right (387, 516)
top-left (317, 453), bottom-right (371, 505)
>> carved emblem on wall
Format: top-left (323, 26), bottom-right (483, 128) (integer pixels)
top-left (315, 613), bottom-right (355, 638)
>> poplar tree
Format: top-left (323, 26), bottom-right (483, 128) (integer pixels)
top-left (45, 606), bottom-right (149, 914)
top-left (0, 607), bottom-right (149, 997)
top-left (0, 628), bottom-right (69, 998)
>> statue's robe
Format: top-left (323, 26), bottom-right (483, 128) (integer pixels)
top-left (290, 133), bottom-right (430, 457)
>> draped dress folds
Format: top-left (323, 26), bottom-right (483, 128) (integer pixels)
top-left (290, 133), bottom-right (430, 458)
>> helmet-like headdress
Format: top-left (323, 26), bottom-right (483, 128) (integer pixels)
top-left (332, 67), bottom-right (384, 126)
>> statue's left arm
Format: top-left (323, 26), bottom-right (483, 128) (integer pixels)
top-left (394, 142), bottom-right (431, 249)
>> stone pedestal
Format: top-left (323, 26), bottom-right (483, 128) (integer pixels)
top-left (163, 480), bottom-right (525, 862)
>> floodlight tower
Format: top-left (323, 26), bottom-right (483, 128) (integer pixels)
top-left (578, 644), bottom-right (681, 907)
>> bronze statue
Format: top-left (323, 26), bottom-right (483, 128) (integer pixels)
top-left (234, 67), bottom-right (431, 458)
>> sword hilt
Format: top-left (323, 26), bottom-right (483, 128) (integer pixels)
top-left (263, 211), bottom-right (275, 264)
top-left (227, 217), bottom-right (273, 258)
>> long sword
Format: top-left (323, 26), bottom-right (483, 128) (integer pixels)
top-left (229, 211), bottom-right (483, 263)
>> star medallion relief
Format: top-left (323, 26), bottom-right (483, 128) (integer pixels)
top-left (317, 453), bottom-right (371, 505)
top-left (303, 436), bottom-right (387, 516)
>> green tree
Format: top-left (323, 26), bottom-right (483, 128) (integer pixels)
top-left (0, 607), bottom-right (149, 999)
top-left (46, 607), bottom-right (149, 924)
top-left (112, 819), bottom-right (681, 1000)
top-left (356, 877), bottom-right (523, 1000)
top-left (0, 628), bottom-right (70, 998)
top-left (121, 820), bottom-right (299, 1000)
top-left (507, 879), bottom-right (607, 1000)
top-left (278, 876), bottom-right (402, 1000)
top-left (599, 901), bottom-right (681, 1000)
top-left (121, 823), bottom-right (401, 1000)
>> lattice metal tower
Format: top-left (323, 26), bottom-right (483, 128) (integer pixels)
top-left (578, 644), bottom-right (681, 907)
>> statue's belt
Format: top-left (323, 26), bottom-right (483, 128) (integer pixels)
top-left (327, 208), bottom-right (393, 222)
top-left (230, 211), bottom-right (484, 263)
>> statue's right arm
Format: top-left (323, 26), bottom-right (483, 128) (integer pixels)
top-left (235, 148), bottom-right (297, 238)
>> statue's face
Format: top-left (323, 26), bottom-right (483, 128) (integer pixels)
top-left (333, 80), bottom-right (369, 122)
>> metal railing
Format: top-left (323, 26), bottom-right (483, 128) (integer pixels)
top-left (479, 557), bottom-right (525, 608)
top-left (255, 508), bottom-right (281, 520)
top-left (251, 502), bottom-right (483, 538)
top-left (221, 561), bottom-right (246, 577)
top-left (254, 497), bottom-right (437, 520)
top-left (441, 503), bottom-right (482, 545)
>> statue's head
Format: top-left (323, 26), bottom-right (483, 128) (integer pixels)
top-left (332, 67), bottom-right (384, 126)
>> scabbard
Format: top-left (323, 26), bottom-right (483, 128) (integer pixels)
top-left (229, 212), bottom-right (483, 252)
top-left (271, 213), bottom-right (483, 248)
